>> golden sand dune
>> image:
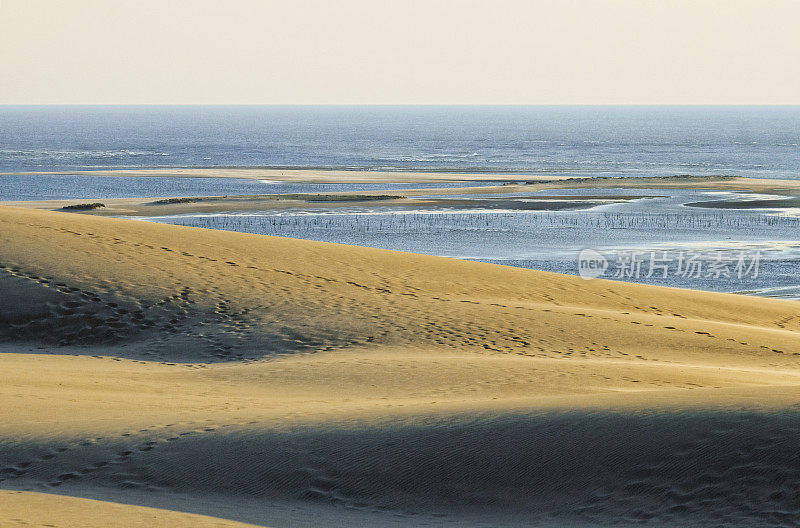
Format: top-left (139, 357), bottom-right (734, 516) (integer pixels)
top-left (1, 205), bottom-right (800, 527)
top-left (0, 490), bottom-right (265, 527)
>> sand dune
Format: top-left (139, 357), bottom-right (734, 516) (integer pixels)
top-left (0, 490), bottom-right (265, 527)
top-left (1, 205), bottom-right (800, 527)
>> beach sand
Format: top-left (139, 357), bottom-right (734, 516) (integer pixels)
top-left (4, 171), bottom-right (800, 218)
top-left (1, 168), bottom-right (574, 183)
top-left (2, 203), bottom-right (800, 527)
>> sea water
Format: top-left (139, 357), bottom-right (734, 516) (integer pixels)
top-left (2, 106), bottom-right (799, 298)
top-left (1, 105), bottom-right (799, 179)
top-left (143, 188), bottom-right (800, 299)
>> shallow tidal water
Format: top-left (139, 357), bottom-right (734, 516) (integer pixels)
top-left (142, 188), bottom-right (800, 300)
top-left (0, 174), bottom-right (499, 202)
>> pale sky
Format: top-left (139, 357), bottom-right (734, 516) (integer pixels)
top-left (1, 0), bottom-right (798, 104)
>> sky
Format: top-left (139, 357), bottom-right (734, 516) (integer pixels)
top-left (1, 0), bottom-right (798, 105)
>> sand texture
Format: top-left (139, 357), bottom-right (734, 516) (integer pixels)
top-left (2, 204), bottom-right (800, 527)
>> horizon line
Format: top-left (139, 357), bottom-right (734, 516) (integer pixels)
top-left (2, 103), bottom-right (800, 107)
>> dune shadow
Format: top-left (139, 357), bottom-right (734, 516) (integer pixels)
top-left (4, 409), bottom-right (800, 527)
top-left (0, 268), bottom-right (322, 363)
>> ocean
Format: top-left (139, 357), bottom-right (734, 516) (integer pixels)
top-left (2, 105), bottom-right (799, 299)
top-left (1, 105), bottom-right (799, 179)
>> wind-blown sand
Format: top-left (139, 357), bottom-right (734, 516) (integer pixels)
top-left (2, 204), bottom-right (800, 527)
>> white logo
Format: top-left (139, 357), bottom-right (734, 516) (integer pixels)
top-left (578, 249), bottom-right (608, 280)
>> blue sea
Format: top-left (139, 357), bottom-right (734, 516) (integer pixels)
top-left (1, 105), bottom-right (799, 179)
top-left (2, 106), bottom-right (799, 299)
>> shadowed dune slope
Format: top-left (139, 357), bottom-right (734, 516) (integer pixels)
top-left (1, 205), bottom-right (800, 527)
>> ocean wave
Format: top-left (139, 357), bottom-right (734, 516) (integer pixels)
top-left (0, 149), bottom-right (170, 160)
